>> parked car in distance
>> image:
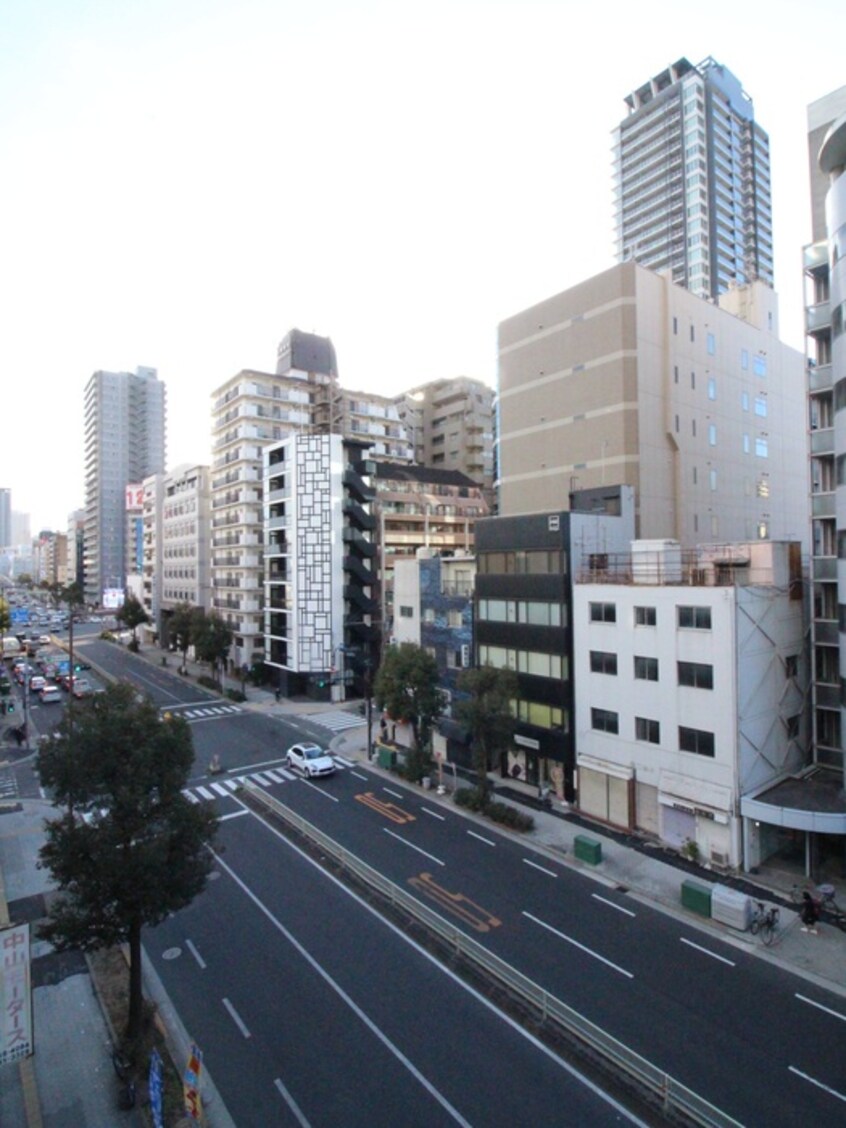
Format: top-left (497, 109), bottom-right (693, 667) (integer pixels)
top-left (284, 742), bottom-right (336, 778)
top-left (39, 684), bottom-right (62, 704)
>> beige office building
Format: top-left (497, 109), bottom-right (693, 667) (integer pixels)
top-left (497, 262), bottom-right (807, 549)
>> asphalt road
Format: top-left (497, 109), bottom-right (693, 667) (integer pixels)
top-left (148, 809), bottom-right (646, 1128)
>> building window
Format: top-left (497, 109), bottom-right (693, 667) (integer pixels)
top-left (709, 469), bottom-right (717, 491)
top-left (741, 390), bottom-right (749, 411)
top-left (447, 610), bottom-right (462, 628)
top-left (634, 605), bottom-right (656, 626)
top-left (691, 371), bottom-right (696, 390)
top-left (690, 325), bottom-right (695, 342)
top-left (755, 437), bottom-right (768, 458)
top-left (787, 715), bottom-right (800, 738)
top-left (743, 433), bottom-right (750, 454)
top-left (590, 650), bottom-right (618, 675)
top-left (786, 654), bottom-right (799, 678)
top-left (707, 332), bottom-right (716, 355)
top-left (754, 354), bottom-right (767, 377)
top-left (741, 348), bottom-right (749, 370)
top-left (755, 396), bottom-right (767, 417)
top-left (399, 606), bottom-right (414, 618)
top-left (679, 726), bottom-right (715, 757)
top-left (707, 377), bottom-right (716, 400)
top-left (423, 608), bottom-right (435, 624)
top-left (678, 661), bottom-right (714, 689)
top-left (636, 717), bottom-right (660, 744)
top-left (592, 707), bottom-right (619, 735)
top-left (589, 602), bottom-right (616, 623)
top-left (634, 655), bottom-right (659, 681)
top-left (678, 605), bottom-right (712, 629)
top-left (708, 423), bottom-right (717, 446)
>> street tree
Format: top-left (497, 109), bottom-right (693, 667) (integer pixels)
top-left (192, 610), bottom-right (233, 687)
top-left (168, 602), bottom-right (198, 673)
top-left (0, 595), bottom-right (9, 636)
top-left (37, 682), bottom-right (218, 1047)
top-left (455, 665), bottom-right (518, 804)
top-left (115, 593), bottom-right (151, 651)
top-left (373, 643), bottom-right (446, 781)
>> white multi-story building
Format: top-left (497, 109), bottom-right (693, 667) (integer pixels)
top-left (574, 539), bottom-right (807, 871)
top-left (83, 366), bottom-right (166, 607)
top-left (263, 433), bottom-right (377, 700)
top-left (613, 57), bottom-right (772, 300)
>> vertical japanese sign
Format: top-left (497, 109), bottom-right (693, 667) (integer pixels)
top-left (183, 1041), bottom-right (203, 1120)
top-left (0, 923), bottom-right (33, 1066)
top-left (149, 1048), bottom-right (163, 1128)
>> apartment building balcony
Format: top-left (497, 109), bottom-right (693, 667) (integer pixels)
top-left (812, 557), bottom-right (837, 581)
top-left (804, 241), bottom-right (828, 275)
top-left (808, 363), bottom-right (833, 393)
top-left (806, 301), bottom-right (832, 335)
top-left (810, 428), bottom-right (834, 456)
top-left (267, 515), bottom-right (290, 532)
top-left (814, 620), bottom-right (839, 645)
top-left (812, 493), bottom-right (836, 518)
top-left (266, 485), bottom-right (292, 505)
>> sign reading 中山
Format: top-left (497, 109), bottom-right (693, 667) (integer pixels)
top-left (1, 923), bottom-right (33, 1066)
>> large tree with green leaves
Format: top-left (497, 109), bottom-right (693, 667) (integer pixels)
top-left (455, 665), bottom-right (518, 804)
top-left (115, 592), bottom-right (151, 650)
top-left (167, 602), bottom-right (199, 673)
top-left (0, 595), bottom-right (9, 636)
top-left (373, 643), bottom-right (446, 780)
top-left (192, 610), bottom-right (233, 686)
top-left (37, 682), bottom-right (218, 1047)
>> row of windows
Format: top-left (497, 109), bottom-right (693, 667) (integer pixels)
top-left (590, 603), bottom-right (712, 629)
top-left (480, 645), bottom-right (567, 680)
top-left (477, 598), bottom-right (565, 627)
top-left (477, 550), bottom-right (565, 576)
top-left (513, 698), bottom-right (569, 732)
top-left (591, 708), bottom-right (715, 756)
top-left (590, 653), bottom-right (713, 688)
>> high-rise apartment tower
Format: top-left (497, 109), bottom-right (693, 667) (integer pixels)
top-left (613, 57), bottom-right (773, 300)
top-left (83, 366), bottom-right (166, 606)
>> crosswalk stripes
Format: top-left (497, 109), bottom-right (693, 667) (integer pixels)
top-left (182, 758), bottom-right (346, 803)
top-left (299, 710), bottom-right (365, 734)
top-left (163, 704), bottom-right (243, 722)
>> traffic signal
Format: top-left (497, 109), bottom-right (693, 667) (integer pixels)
top-left (5, 700), bottom-right (14, 714)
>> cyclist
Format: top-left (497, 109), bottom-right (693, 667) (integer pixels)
top-left (800, 891), bottom-right (820, 934)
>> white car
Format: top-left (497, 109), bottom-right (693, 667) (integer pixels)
top-left (284, 742), bottom-right (336, 778)
top-left (40, 684), bottom-right (62, 704)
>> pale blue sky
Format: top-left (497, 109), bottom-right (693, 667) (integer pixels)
top-left (1, 0), bottom-right (843, 530)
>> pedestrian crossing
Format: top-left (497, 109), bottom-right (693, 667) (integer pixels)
top-left (164, 704), bottom-right (243, 722)
top-left (298, 710), bottom-right (365, 734)
top-left (182, 756), bottom-right (354, 804)
top-left (0, 771), bottom-right (17, 802)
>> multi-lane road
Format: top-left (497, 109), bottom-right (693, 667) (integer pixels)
top-left (12, 635), bottom-right (846, 1125)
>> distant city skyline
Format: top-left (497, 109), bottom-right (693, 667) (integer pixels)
top-left (2, 1), bottom-right (844, 530)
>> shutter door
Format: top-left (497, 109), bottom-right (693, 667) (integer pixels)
top-left (578, 767), bottom-right (608, 821)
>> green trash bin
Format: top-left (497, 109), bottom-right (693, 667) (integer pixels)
top-left (574, 835), bottom-right (603, 865)
top-left (681, 878), bottom-right (713, 918)
top-left (377, 744), bottom-right (396, 771)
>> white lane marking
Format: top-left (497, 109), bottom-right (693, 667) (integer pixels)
top-left (467, 830), bottom-right (496, 847)
top-left (263, 770), bottom-right (284, 783)
top-left (334, 754), bottom-right (355, 767)
top-left (796, 993), bottom-right (846, 1023)
top-left (219, 809), bottom-right (249, 822)
top-left (252, 772), bottom-right (273, 785)
top-left (383, 788), bottom-right (404, 800)
top-left (421, 807), bottom-right (446, 821)
top-left (302, 780), bottom-right (340, 802)
top-left (214, 852), bottom-right (472, 1127)
top-left (222, 997), bottom-right (251, 1039)
top-left (221, 779), bottom-right (240, 792)
top-left (231, 757), bottom-right (290, 772)
top-left (274, 1077), bottom-right (312, 1127)
top-left (523, 858), bottom-right (557, 877)
top-left (789, 1065), bottom-right (846, 1103)
top-left (195, 786), bottom-right (215, 801)
top-left (592, 894), bottom-right (636, 917)
top-left (350, 769), bottom-right (369, 781)
top-left (278, 768), bottom-right (297, 781)
top-left (210, 782), bottom-right (230, 796)
top-left (523, 912), bottom-right (633, 979)
top-left (186, 939), bottom-right (206, 969)
top-left (679, 937), bottom-right (736, 967)
top-left (383, 828), bottom-right (445, 866)
top-left (182, 790), bottom-right (199, 804)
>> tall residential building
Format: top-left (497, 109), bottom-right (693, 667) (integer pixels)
top-left (83, 366), bottom-right (166, 607)
top-left (394, 377), bottom-right (495, 510)
top-left (613, 57), bottom-right (773, 300)
top-left (263, 434), bottom-right (378, 700)
top-left (0, 489), bottom-right (10, 549)
top-left (497, 262), bottom-right (807, 548)
top-left (805, 87), bottom-right (846, 789)
top-left (66, 509), bottom-right (85, 592)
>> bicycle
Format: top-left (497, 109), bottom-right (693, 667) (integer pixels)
top-left (750, 900), bottom-right (779, 945)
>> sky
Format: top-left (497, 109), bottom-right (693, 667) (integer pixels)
top-left (1, 0), bottom-right (844, 532)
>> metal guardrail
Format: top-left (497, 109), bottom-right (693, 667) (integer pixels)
top-left (243, 782), bottom-right (741, 1128)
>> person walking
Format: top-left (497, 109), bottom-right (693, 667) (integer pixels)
top-left (800, 891), bottom-right (820, 934)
